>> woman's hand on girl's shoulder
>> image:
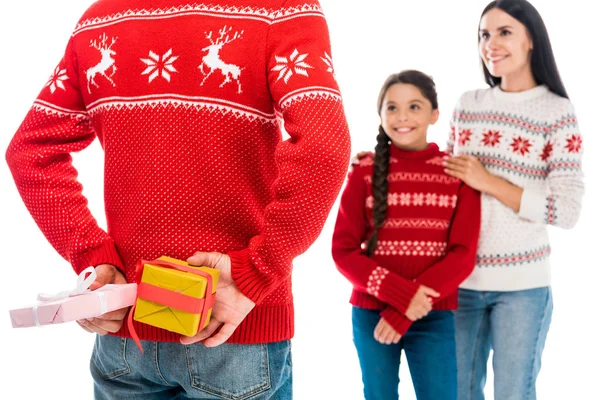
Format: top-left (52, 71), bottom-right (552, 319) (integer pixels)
top-left (351, 151), bottom-right (373, 165)
top-left (443, 154), bottom-right (493, 192)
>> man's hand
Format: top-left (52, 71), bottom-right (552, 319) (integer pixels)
top-left (77, 264), bottom-right (129, 335)
top-left (181, 252), bottom-right (255, 347)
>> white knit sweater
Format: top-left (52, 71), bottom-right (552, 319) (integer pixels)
top-left (448, 85), bottom-right (584, 291)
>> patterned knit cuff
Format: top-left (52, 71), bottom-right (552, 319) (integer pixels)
top-left (76, 240), bottom-right (124, 275)
top-left (380, 307), bottom-right (413, 336)
top-left (367, 266), bottom-right (420, 315)
top-left (518, 187), bottom-right (546, 223)
top-left (228, 249), bottom-right (273, 305)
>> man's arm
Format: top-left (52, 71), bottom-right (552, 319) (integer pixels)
top-left (227, 0), bottom-right (351, 305)
top-left (6, 35), bottom-right (124, 274)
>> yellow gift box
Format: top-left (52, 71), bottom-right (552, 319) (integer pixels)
top-left (132, 256), bottom-right (219, 337)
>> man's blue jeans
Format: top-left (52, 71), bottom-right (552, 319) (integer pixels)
top-left (91, 335), bottom-right (293, 399)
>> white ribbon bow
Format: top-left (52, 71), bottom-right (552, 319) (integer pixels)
top-left (37, 266), bottom-right (97, 302)
top-left (33, 266), bottom-right (108, 326)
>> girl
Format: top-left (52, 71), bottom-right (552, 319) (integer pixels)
top-left (332, 70), bottom-right (481, 400)
top-left (444, 1), bottom-right (584, 399)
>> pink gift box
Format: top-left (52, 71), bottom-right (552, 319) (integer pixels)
top-left (9, 283), bottom-right (137, 328)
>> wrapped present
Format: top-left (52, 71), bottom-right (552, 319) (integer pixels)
top-left (127, 256), bottom-right (219, 351)
top-left (9, 266), bottom-right (137, 328)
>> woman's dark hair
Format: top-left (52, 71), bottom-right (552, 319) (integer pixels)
top-left (365, 70), bottom-right (438, 257)
top-left (480, 0), bottom-right (568, 99)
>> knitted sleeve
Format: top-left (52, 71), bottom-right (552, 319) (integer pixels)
top-left (519, 102), bottom-right (584, 229)
top-left (228, 0), bottom-right (351, 304)
top-left (380, 307), bottom-right (414, 336)
top-left (5, 35), bottom-right (124, 274)
top-left (380, 182), bottom-right (480, 336)
top-left (331, 165), bottom-right (421, 315)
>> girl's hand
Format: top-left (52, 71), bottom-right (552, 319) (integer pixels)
top-left (374, 317), bottom-right (401, 345)
top-left (405, 285), bottom-right (440, 321)
top-left (443, 155), bottom-right (493, 193)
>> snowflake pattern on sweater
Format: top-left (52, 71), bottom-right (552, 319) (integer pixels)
top-left (447, 85), bottom-right (584, 291)
top-left (332, 144), bottom-right (480, 335)
top-left (6, 0), bottom-right (351, 344)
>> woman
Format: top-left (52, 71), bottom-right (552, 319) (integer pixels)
top-left (444, 1), bottom-right (584, 399)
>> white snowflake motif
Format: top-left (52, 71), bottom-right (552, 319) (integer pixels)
top-left (413, 193), bottom-right (424, 206)
top-left (272, 49), bottom-right (313, 84)
top-left (45, 65), bottom-right (68, 94)
top-left (321, 51), bottom-right (335, 77)
top-left (400, 193), bottom-right (411, 206)
top-left (439, 195), bottom-right (450, 208)
top-left (425, 193), bottom-right (438, 206)
top-left (141, 49), bottom-right (178, 83)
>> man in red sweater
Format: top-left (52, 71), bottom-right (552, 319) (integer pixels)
top-left (5, 0), bottom-right (350, 398)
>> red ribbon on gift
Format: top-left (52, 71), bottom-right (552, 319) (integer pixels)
top-left (126, 258), bottom-right (216, 353)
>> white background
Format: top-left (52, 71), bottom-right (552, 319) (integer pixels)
top-left (0, 1), bottom-right (597, 399)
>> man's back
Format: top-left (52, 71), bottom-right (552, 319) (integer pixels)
top-left (6, 0), bottom-right (350, 344)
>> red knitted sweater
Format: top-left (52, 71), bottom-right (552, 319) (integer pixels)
top-left (332, 143), bottom-right (480, 335)
top-left (6, 0), bottom-right (350, 344)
